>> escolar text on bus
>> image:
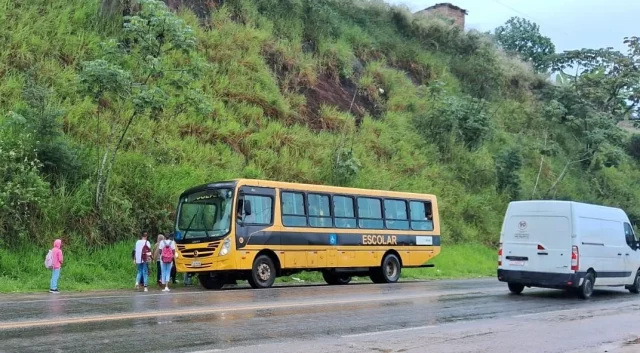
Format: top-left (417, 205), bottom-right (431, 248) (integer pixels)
top-left (362, 235), bottom-right (398, 245)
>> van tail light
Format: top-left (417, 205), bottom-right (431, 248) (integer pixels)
top-left (537, 244), bottom-right (546, 250)
top-left (498, 243), bottom-right (503, 266)
top-left (571, 246), bottom-right (579, 272)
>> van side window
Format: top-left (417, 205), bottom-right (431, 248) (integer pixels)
top-left (624, 223), bottom-right (637, 248)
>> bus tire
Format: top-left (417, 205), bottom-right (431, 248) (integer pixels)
top-left (322, 271), bottom-right (351, 285)
top-left (198, 274), bottom-right (224, 290)
top-left (370, 253), bottom-right (401, 284)
top-left (248, 254), bottom-right (276, 289)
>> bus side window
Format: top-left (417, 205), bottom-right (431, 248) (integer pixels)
top-left (308, 193), bottom-right (332, 228)
top-left (334, 196), bottom-right (356, 228)
top-left (357, 197), bottom-right (384, 229)
top-left (384, 199), bottom-right (409, 230)
top-left (282, 192), bottom-right (307, 227)
top-left (243, 195), bottom-right (272, 225)
top-left (410, 201), bottom-right (434, 231)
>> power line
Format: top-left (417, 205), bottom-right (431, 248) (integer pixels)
top-left (491, 0), bottom-right (541, 23)
top-left (490, 0), bottom-right (571, 37)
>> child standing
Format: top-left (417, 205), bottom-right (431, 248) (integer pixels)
top-left (49, 239), bottom-right (64, 293)
top-left (153, 234), bottom-right (165, 287)
top-left (134, 232), bottom-right (152, 292)
top-left (159, 235), bottom-right (176, 292)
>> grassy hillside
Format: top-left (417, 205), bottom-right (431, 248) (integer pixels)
top-left (0, 0), bottom-right (638, 291)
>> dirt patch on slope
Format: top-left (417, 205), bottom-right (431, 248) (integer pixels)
top-left (302, 74), bottom-right (375, 128)
top-left (262, 44), bottom-right (383, 130)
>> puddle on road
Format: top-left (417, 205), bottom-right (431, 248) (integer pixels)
top-left (624, 337), bottom-right (640, 346)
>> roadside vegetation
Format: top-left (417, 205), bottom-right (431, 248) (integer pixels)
top-left (0, 0), bottom-right (638, 292)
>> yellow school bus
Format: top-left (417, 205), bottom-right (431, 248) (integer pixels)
top-left (173, 179), bottom-right (440, 289)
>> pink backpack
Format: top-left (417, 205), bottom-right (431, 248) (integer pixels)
top-left (161, 241), bottom-right (173, 263)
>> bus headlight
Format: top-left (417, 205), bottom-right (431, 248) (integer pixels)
top-left (219, 238), bottom-right (231, 256)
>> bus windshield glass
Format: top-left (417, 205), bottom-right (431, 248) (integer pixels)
top-left (176, 189), bottom-right (233, 240)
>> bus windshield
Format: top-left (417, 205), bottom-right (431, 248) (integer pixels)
top-left (176, 189), bottom-right (233, 240)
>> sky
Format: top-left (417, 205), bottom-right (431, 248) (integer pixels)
top-left (387, 0), bottom-right (639, 53)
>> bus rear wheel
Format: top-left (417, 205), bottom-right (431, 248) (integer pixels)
top-left (198, 274), bottom-right (225, 290)
top-left (370, 253), bottom-right (401, 284)
top-left (322, 271), bottom-right (352, 285)
top-left (248, 254), bottom-right (276, 289)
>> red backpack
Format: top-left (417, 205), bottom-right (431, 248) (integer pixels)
top-left (141, 241), bottom-right (152, 263)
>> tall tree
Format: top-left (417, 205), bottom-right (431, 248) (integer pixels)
top-left (494, 16), bottom-right (556, 73)
top-left (551, 36), bottom-right (640, 119)
top-left (80, 0), bottom-right (208, 210)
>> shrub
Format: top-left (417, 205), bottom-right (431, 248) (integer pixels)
top-left (0, 123), bottom-right (50, 246)
top-left (414, 95), bottom-right (493, 154)
top-left (495, 147), bottom-right (523, 200)
top-left (628, 134), bottom-right (640, 161)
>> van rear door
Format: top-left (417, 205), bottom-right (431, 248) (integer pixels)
top-left (501, 204), bottom-right (573, 274)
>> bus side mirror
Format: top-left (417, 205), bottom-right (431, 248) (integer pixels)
top-left (244, 199), bottom-right (252, 216)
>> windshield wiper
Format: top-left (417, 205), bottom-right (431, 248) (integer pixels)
top-left (181, 211), bottom-right (198, 240)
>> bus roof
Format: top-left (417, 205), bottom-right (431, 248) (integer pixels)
top-left (180, 179), bottom-right (436, 200)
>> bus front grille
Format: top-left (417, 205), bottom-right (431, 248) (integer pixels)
top-left (178, 241), bottom-right (221, 258)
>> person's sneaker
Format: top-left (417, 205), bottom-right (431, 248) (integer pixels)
top-left (163, 287), bottom-right (170, 292)
top-left (143, 287), bottom-right (148, 292)
top-left (49, 289), bottom-right (59, 294)
top-left (135, 283), bottom-right (139, 290)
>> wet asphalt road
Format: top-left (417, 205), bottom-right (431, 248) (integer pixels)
top-left (0, 279), bottom-right (639, 353)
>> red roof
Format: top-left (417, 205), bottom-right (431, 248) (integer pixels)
top-left (422, 3), bottom-right (468, 15)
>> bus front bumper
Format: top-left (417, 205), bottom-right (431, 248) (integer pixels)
top-left (176, 256), bottom-right (235, 273)
top-left (497, 269), bottom-right (584, 289)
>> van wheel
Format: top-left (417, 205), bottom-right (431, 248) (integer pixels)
top-left (322, 271), bottom-right (351, 285)
top-left (198, 274), bottom-right (224, 290)
top-left (579, 272), bottom-right (595, 299)
top-left (508, 283), bottom-right (525, 294)
top-left (370, 254), bottom-right (402, 284)
top-left (627, 271), bottom-right (640, 294)
top-left (248, 255), bottom-right (276, 289)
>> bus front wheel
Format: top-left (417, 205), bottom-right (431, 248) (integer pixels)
top-left (198, 274), bottom-right (225, 290)
top-left (248, 254), bottom-right (277, 289)
top-left (370, 253), bottom-right (401, 284)
top-left (322, 271), bottom-right (352, 285)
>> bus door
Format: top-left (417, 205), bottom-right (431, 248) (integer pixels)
top-left (235, 186), bottom-right (277, 252)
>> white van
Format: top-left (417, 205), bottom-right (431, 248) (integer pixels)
top-left (497, 200), bottom-right (640, 299)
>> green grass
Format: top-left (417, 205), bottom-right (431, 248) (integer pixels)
top-left (0, 243), bottom-right (494, 293)
top-left (0, 242), bottom-right (135, 292)
top-left (403, 244), bottom-right (496, 279)
top-left (0, 0), bottom-right (638, 294)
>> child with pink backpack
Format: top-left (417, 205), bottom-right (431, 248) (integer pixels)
top-left (44, 239), bottom-right (64, 293)
top-left (159, 234), bottom-right (176, 292)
